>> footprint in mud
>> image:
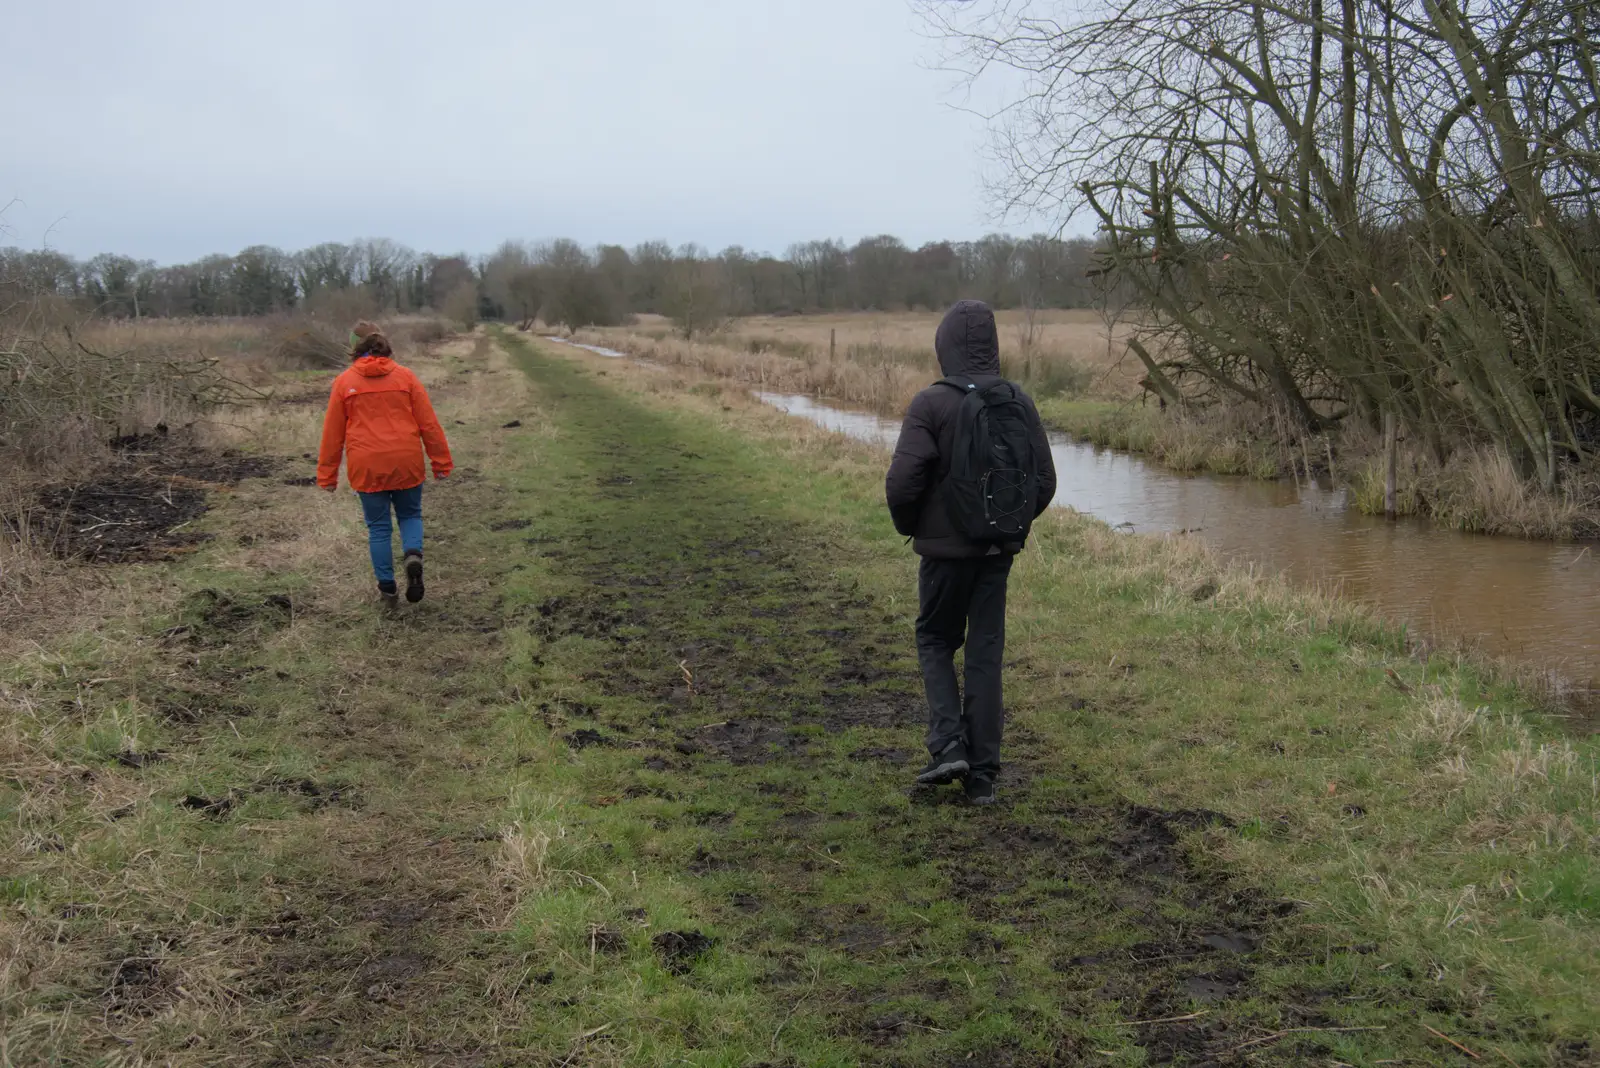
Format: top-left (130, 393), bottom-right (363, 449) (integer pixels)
top-left (358, 951), bottom-right (431, 1002)
top-left (849, 746), bottom-right (910, 763)
top-left (652, 930), bottom-right (714, 974)
top-left (587, 926), bottom-right (628, 955)
top-left (1201, 931), bottom-right (1257, 954)
top-left (103, 939), bottom-right (178, 1016)
top-left (564, 728), bottom-right (612, 750)
top-left (1183, 969), bottom-right (1246, 1003)
top-left (180, 793), bottom-right (236, 818)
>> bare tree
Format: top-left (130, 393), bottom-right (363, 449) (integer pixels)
top-left (662, 245), bottom-right (728, 339)
top-left (922, 0), bottom-right (1600, 488)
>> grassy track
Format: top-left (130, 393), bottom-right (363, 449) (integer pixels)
top-left (3, 331), bottom-right (1595, 1065)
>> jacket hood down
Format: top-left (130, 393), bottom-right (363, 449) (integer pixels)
top-left (317, 358), bottom-right (453, 493)
top-left (352, 355), bottom-right (396, 377)
top-left (935, 300), bottom-right (1001, 378)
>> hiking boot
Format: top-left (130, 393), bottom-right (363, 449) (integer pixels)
top-left (403, 551), bottom-right (425, 603)
top-left (964, 777), bottom-right (998, 806)
top-left (378, 580), bottom-right (400, 613)
top-left (915, 741), bottom-right (970, 786)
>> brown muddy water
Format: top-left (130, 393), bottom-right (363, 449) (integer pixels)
top-left (755, 392), bottom-right (1600, 722)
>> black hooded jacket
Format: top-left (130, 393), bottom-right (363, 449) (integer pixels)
top-left (884, 300), bottom-right (1057, 558)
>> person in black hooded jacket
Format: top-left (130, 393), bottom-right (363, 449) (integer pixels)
top-left (884, 300), bottom-right (1057, 804)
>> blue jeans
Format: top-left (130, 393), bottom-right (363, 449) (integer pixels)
top-left (357, 484), bottom-right (423, 584)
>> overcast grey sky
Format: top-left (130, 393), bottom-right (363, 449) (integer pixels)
top-left (1, 0), bottom-right (1056, 263)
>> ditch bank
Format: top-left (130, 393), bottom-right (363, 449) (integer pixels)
top-left (753, 392), bottom-right (1600, 720)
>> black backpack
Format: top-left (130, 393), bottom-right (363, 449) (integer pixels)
top-left (936, 375), bottom-right (1041, 543)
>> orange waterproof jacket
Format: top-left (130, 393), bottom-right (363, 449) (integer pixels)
top-left (317, 357), bottom-right (454, 492)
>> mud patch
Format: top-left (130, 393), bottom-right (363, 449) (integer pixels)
top-left (264, 777), bottom-right (356, 809)
top-left (34, 478), bottom-right (210, 561)
top-left (107, 435), bottom-right (278, 484)
top-left (180, 792), bottom-right (236, 819)
top-left (679, 719), bottom-right (811, 765)
top-left (102, 937), bottom-right (179, 1017)
top-left (359, 951), bottom-right (432, 1002)
top-left (652, 930), bottom-right (714, 974)
top-left (533, 596), bottom-right (627, 641)
top-left (28, 440), bottom-right (278, 561)
top-left (858, 1011), bottom-right (940, 1048)
top-left (588, 926), bottom-right (628, 955)
top-left (850, 746), bottom-right (911, 763)
top-left (151, 679), bottom-right (257, 724)
top-left (564, 728), bottom-right (613, 750)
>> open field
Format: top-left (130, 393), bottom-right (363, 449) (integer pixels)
top-left (1, 327), bottom-right (1596, 1064)
top-left (722, 309), bottom-right (1141, 396)
top-left (576, 309), bottom-right (1144, 416)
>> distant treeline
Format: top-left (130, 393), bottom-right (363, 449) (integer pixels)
top-left (0, 233), bottom-right (1108, 329)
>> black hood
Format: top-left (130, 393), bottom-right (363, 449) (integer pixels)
top-left (934, 300), bottom-right (1000, 377)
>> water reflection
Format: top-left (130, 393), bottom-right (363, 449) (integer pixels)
top-left (542, 336), bottom-right (629, 358)
top-left (756, 392), bottom-right (902, 447)
top-left (755, 391), bottom-right (1600, 709)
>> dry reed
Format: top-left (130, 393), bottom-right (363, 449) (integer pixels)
top-left (576, 308), bottom-right (1127, 414)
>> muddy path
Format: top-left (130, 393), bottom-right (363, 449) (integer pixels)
top-left (9, 334), bottom-right (1575, 1065)
top-left (495, 338), bottom-right (1500, 1066)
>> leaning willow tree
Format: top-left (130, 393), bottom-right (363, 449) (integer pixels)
top-left (923, 0), bottom-right (1600, 491)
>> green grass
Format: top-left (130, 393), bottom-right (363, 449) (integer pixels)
top-left (1, 329), bottom-right (1594, 1065)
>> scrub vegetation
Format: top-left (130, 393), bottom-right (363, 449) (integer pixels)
top-left (2, 328), bottom-right (1594, 1064)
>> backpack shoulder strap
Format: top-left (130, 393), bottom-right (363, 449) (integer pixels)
top-left (935, 375), bottom-right (978, 393)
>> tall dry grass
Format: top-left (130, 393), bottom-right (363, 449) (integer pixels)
top-left (1348, 444), bottom-right (1596, 539)
top-left (577, 308), bottom-right (1134, 414)
top-left (1050, 394), bottom-right (1600, 538)
top-left (1, 317), bottom-right (245, 476)
top-left (725, 309), bottom-right (1143, 398)
top-left (571, 329), bottom-right (931, 413)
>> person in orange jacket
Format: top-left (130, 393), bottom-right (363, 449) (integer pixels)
top-left (318, 321), bottom-right (453, 609)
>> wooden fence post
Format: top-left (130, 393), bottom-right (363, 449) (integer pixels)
top-left (830, 329), bottom-right (836, 364)
top-left (1383, 410), bottom-right (1398, 519)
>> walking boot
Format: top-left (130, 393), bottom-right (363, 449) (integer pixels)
top-left (963, 775), bottom-right (998, 806)
top-left (404, 551), bottom-right (425, 603)
top-left (915, 740), bottom-right (970, 785)
top-left (378, 579), bottom-right (400, 613)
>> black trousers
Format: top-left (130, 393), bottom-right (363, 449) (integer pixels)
top-left (915, 553), bottom-right (1013, 781)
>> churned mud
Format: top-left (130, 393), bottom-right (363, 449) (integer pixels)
top-left (28, 433), bottom-right (279, 560)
